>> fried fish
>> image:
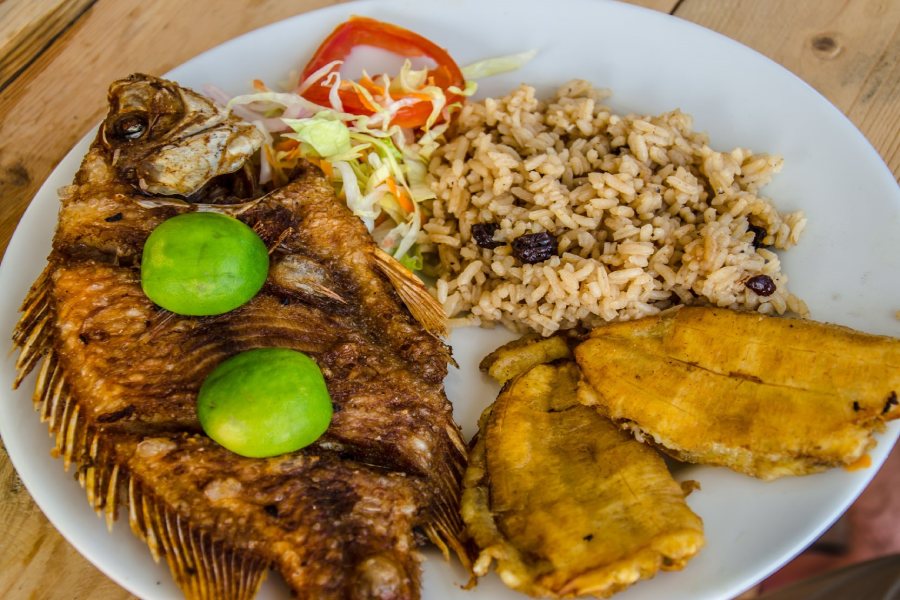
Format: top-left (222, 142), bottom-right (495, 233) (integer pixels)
top-left (575, 306), bottom-right (900, 480)
top-left (13, 74), bottom-right (467, 599)
top-left (462, 360), bottom-right (704, 598)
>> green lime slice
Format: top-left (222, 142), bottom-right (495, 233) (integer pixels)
top-left (141, 212), bottom-right (269, 316)
top-left (197, 348), bottom-right (333, 458)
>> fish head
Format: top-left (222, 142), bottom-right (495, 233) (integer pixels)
top-left (101, 73), bottom-right (264, 197)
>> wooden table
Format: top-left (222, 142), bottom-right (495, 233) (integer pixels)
top-left (1, 1), bottom-right (898, 598)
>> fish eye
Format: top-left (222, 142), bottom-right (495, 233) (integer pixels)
top-left (115, 113), bottom-right (148, 140)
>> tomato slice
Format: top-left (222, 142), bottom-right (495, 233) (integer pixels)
top-left (300, 16), bottom-right (465, 128)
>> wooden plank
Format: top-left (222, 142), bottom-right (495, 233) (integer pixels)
top-left (622, 0), bottom-right (680, 13)
top-left (0, 0), bottom-right (95, 90)
top-left (0, 1), bottom-right (897, 599)
top-left (845, 26), bottom-right (900, 180)
top-left (0, 442), bottom-right (136, 599)
top-left (674, 0), bottom-right (900, 179)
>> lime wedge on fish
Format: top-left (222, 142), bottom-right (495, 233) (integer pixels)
top-left (197, 348), bottom-right (333, 458)
top-left (141, 212), bottom-right (269, 316)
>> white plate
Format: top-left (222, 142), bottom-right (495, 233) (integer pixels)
top-left (2, 0), bottom-right (898, 598)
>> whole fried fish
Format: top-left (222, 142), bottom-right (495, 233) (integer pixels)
top-left (13, 74), bottom-right (467, 599)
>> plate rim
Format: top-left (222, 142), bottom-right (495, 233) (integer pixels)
top-left (1, 1), bottom-right (898, 599)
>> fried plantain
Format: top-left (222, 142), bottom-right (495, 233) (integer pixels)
top-left (478, 333), bottom-right (573, 384)
top-left (575, 307), bottom-right (900, 480)
top-left (462, 362), bottom-right (704, 598)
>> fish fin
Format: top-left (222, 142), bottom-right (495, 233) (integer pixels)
top-left (267, 227), bottom-right (294, 255)
top-left (31, 348), bottom-right (269, 599)
top-left (307, 282), bottom-right (347, 304)
top-left (32, 349), bottom-right (109, 512)
top-left (33, 352), bottom-right (69, 442)
top-left (33, 351), bottom-right (123, 529)
top-left (13, 264), bottom-right (55, 387)
top-left (421, 427), bottom-right (473, 571)
top-left (373, 248), bottom-right (448, 337)
top-left (128, 477), bottom-right (269, 600)
top-left (133, 197), bottom-right (193, 210)
top-left (425, 494), bottom-right (472, 567)
top-left (424, 521), bottom-right (471, 569)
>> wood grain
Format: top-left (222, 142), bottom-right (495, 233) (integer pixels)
top-left (0, 0), bottom-right (95, 91)
top-left (621, 0), bottom-right (679, 12)
top-left (0, 1), bottom-right (897, 599)
top-left (674, 0), bottom-right (900, 179)
top-left (0, 442), bottom-right (137, 600)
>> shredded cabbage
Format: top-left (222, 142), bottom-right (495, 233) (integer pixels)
top-left (461, 49), bottom-right (538, 80)
top-left (223, 49), bottom-right (535, 271)
top-left (281, 114), bottom-right (356, 160)
top-left (225, 91), bottom-right (442, 267)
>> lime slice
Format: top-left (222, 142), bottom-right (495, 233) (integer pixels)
top-left (141, 212), bottom-right (269, 316)
top-left (197, 348), bottom-right (333, 458)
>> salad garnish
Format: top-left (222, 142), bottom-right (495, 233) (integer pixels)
top-left (215, 16), bottom-right (534, 268)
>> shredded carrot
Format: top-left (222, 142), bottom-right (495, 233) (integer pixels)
top-left (264, 145), bottom-right (286, 186)
top-left (304, 156), bottom-right (334, 179)
top-left (353, 85), bottom-right (381, 113)
top-left (385, 177), bottom-right (400, 197)
top-left (360, 75), bottom-right (385, 96)
top-left (274, 138), bottom-right (300, 152)
top-left (386, 178), bottom-right (414, 213)
top-left (281, 147), bottom-right (303, 161)
top-left (397, 192), bottom-right (414, 214)
top-left (252, 79), bottom-right (268, 92)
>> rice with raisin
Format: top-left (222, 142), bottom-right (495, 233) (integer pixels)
top-left (422, 80), bottom-right (808, 336)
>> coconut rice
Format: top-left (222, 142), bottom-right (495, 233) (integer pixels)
top-left (422, 80), bottom-right (808, 336)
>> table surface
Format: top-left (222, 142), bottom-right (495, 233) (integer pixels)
top-left (1, 0), bottom-right (898, 598)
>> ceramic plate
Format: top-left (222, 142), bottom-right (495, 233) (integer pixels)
top-left (1, 0), bottom-right (898, 598)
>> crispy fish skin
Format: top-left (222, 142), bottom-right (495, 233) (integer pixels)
top-left (43, 262), bottom-right (459, 519)
top-left (13, 74), bottom-right (467, 599)
top-left (575, 307), bottom-right (900, 480)
top-left (112, 434), bottom-right (424, 600)
top-left (47, 259), bottom-right (461, 486)
top-left (260, 171), bottom-right (452, 376)
top-left (462, 362), bottom-right (704, 598)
